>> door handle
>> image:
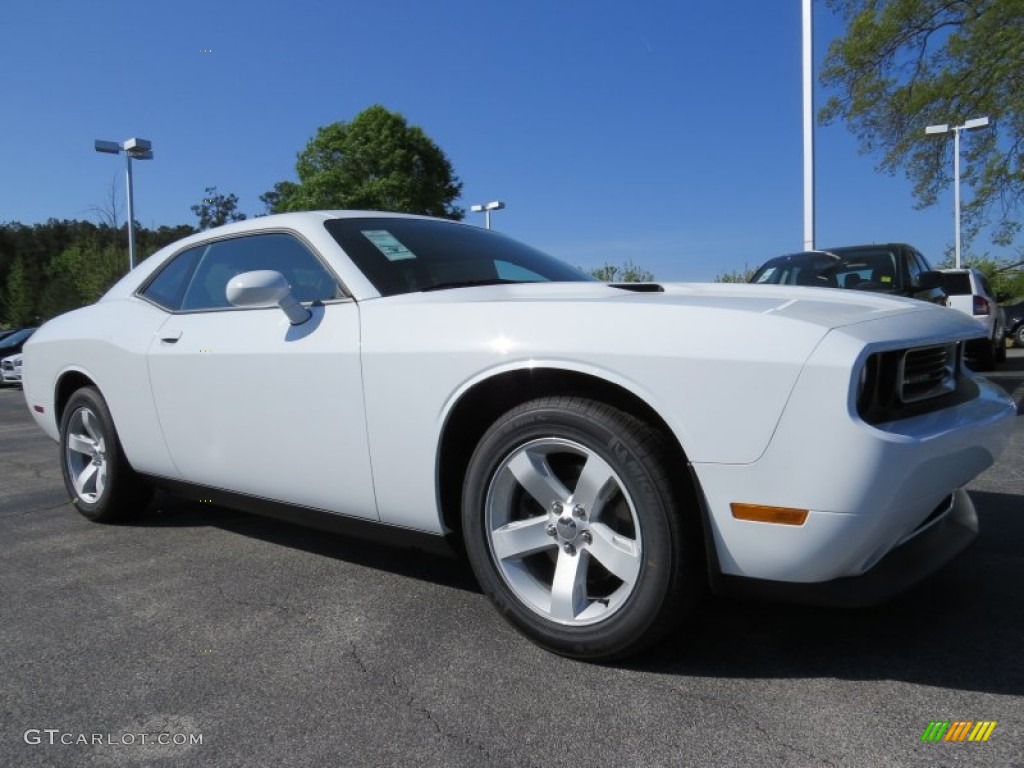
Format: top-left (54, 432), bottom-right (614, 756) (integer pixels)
top-left (160, 330), bottom-right (183, 344)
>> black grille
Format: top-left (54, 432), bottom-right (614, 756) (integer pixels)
top-left (900, 344), bottom-right (956, 403)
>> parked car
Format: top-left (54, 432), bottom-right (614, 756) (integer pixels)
top-left (0, 327), bottom-right (36, 359)
top-left (1, 353), bottom-right (22, 386)
top-left (750, 244), bottom-right (947, 304)
top-left (938, 268), bottom-right (1007, 369)
top-left (22, 212), bottom-right (1015, 660)
top-left (1002, 298), bottom-right (1024, 348)
top-left (0, 329), bottom-right (18, 342)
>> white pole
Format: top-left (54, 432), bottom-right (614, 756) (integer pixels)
top-left (953, 126), bottom-right (961, 269)
top-left (485, 209), bottom-right (491, 230)
top-left (802, 0), bottom-right (815, 251)
top-left (125, 153), bottom-right (136, 271)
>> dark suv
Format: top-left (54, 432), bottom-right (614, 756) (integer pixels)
top-left (750, 243), bottom-right (946, 304)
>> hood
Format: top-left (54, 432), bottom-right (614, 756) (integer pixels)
top-left (377, 281), bottom-right (935, 331)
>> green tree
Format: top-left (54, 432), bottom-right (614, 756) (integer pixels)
top-left (714, 265), bottom-right (756, 283)
top-left (79, 242), bottom-right (129, 303)
top-left (37, 241), bottom-right (126, 320)
top-left (587, 261), bottom-right (656, 282)
top-left (136, 224), bottom-right (197, 262)
top-left (259, 181), bottom-right (299, 215)
top-left (37, 245), bottom-right (87, 319)
top-left (269, 105), bottom-right (464, 219)
top-left (3, 255), bottom-right (36, 326)
top-left (191, 187), bottom-right (247, 230)
top-left (0, 218), bottom-right (200, 325)
top-left (821, 0), bottom-right (1024, 247)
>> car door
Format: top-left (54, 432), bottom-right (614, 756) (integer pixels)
top-left (905, 248), bottom-right (946, 304)
top-left (145, 231), bottom-right (378, 520)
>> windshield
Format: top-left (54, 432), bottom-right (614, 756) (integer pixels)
top-left (752, 249), bottom-right (902, 290)
top-left (324, 217), bottom-right (593, 297)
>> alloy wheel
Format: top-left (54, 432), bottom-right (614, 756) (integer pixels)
top-left (64, 406), bottom-right (108, 504)
top-left (484, 437), bottom-right (643, 626)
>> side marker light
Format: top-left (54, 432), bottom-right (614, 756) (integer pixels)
top-left (731, 503), bottom-right (808, 526)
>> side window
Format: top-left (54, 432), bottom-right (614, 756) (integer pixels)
top-left (139, 245), bottom-right (204, 311)
top-left (180, 233), bottom-right (343, 312)
top-left (906, 251), bottom-right (925, 286)
top-left (913, 248), bottom-right (935, 271)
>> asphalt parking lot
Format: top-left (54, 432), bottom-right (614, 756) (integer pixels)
top-left (2, 352), bottom-right (1023, 768)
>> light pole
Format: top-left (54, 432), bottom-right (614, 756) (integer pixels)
top-left (802, 0), bottom-right (815, 251)
top-left (925, 117), bottom-right (989, 269)
top-left (471, 200), bottom-right (505, 229)
top-left (94, 137), bottom-right (154, 270)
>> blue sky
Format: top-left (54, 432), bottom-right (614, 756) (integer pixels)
top-left (1, 0), bottom-right (978, 281)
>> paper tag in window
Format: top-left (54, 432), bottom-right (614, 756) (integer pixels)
top-left (362, 230), bottom-right (416, 261)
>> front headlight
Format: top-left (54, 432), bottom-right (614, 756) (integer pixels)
top-left (856, 342), bottom-right (967, 424)
top-left (856, 354), bottom-right (877, 414)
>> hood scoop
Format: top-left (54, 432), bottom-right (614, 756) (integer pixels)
top-left (609, 282), bottom-right (665, 293)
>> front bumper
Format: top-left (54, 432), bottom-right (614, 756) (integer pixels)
top-left (712, 488), bottom-right (977, 607)
top-left (694, 373), bottom-right (1013, 584)
top-left (692, 321), bottom-right (1016, 587)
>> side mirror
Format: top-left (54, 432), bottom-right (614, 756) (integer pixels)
top-left (226, 270), bottom-right (311, 325)
top-left (916, 270), bottom-right (943, 290)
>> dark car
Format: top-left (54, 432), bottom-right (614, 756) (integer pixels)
top-left (1004, 299), bottom-right (1024, 347)
top-left (750, 244), bottom-right (946, 304)
top-left (0, 327), bottom-right (37, 357)
top-left (0, 329), bottom-right (18, 342)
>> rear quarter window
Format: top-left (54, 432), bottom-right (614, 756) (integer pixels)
top-left (940, 273), bottom-right (972, 295)
top-left (139, 246), bottom-right (204, 311)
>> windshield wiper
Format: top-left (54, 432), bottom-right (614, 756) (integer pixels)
top-left (421, 278), bottom-right (527, 292)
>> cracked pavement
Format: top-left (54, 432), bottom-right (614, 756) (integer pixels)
top-left (1, 353), bottom-right (1023, 767)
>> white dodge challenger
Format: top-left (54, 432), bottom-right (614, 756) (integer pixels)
top-left (22, 212), bottom-right (1016, 660)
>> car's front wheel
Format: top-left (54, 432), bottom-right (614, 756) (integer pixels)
top-left (462, 397), bottom-right (700, 660)
top-left (60, 387), bottom-right (152, 522)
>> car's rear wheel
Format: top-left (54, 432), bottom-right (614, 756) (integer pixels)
top-left (1015, 325), bottom-right (1024, 349)
top-left (60, 387), bottom-right (152, 522)
top-left (461, 396), bottom-right (700, 660)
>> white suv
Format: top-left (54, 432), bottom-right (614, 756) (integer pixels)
top-left (939, 268), bottom-right (1007, 369)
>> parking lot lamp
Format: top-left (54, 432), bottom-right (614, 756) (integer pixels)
top-left (470, 200), bottom-right (506, 230)
top-left (925, 117), bottom-right (989, 269)
top-left (94, 137), bottom-right (154, 271)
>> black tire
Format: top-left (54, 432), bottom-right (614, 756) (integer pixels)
top-left (996, 336), bottom-right (1007, 362)
top-left (461, 396), bottom-right (701, 661)
top-left (976, 336), bottom-right (997, 371)
top-left (1014, 325), bottom-right (1024, 349)
top-left (59, 387), bottom-right (152, 522)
